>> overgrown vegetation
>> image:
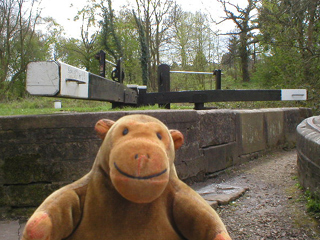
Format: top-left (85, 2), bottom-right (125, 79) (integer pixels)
top-left (305, 190), bottom-right (320, 220)
top-left (292, 179), bottom-right (320, 223)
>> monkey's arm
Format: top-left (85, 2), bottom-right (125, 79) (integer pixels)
top-left (22, 179), bottom-right (87, 240)
top-left (172, 181), bottom-right (231, 240)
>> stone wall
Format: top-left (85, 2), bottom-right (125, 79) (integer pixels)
top-left (0, 108), bottom-right (312, 218)
top-left (297, 116), bottom-right (320, 197)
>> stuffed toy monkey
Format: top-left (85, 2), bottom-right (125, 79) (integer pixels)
top-left (22, 114), bottom-right (231, 240)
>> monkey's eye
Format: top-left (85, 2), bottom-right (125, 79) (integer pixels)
top-left (156, 132), bottom-right (162, 140)
top-left (123, 128), bottom-right (129, 135)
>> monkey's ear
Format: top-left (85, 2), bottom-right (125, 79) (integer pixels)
top-left (95, 119), bottom-right (115, 140)
top-left (169, 130), bottom-right (184, 150)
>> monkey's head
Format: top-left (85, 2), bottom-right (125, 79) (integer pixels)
top-left (94, 114), bottom-right (184, 204)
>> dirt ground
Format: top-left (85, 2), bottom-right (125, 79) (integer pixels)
top-left (194, 149), bottom-right (320, 240)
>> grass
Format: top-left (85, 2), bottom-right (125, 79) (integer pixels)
top-left (0, 96), bottom-right (170, 116)
top-left (305, 190), bottom-right (320, 220)
top-left (290, 178), bottom-right (320, 222)
top-left (0, 95), bottom-right (310, 116)
top-left (0, 97), bottom-right (109, 116)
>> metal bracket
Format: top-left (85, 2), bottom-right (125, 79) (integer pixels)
top-left (65, 78), bottom-right (87, 84)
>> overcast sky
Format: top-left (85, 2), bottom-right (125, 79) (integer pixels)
top-left (39, 0), bottom-right (249, 39)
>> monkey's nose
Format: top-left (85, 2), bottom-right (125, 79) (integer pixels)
top-left (134, 154), bottom-right (151, 160)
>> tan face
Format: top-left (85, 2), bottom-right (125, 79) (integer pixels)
top-left (95, 115), bottom-right (184, 203)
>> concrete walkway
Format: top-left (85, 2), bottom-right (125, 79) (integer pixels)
top-left (0, 220), bottom-right (25, 240)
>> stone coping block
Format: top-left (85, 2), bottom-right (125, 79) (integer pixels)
top-left (235, 109), bottom-right (266, 155)
top-left (263, 109), bottom-right (284, 148)
top-left (297, 116), bottom-right (320, 196)
top-left (198, 110), bottom-right (236, 148)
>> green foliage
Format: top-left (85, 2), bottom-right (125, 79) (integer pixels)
top-left (0, 0), bottom-right (52, 100)
top-left (305, 190), bottom-right (320, 219)
top-left (251, 0), bottom-right (320, 114)
top-left (252, 49), bottom-right (304, 89)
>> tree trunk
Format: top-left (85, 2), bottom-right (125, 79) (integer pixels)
top-left (240, 33), bottom-right (250, 82)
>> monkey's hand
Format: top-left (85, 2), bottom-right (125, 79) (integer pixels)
top-left (22, 212), bottom-right (52, 240)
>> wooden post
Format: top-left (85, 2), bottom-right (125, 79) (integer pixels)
top-left (214, 70), bottom-right (222, 90)
top-left (158, 64), bottom-right (171, 109)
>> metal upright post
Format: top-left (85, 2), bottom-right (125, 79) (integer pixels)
top-left (214, 70), bottom-right (222, 90)
top-left (95, 50), bottom-right (106, 78)
top-left (118, 58), bottom-right (124, 84)
top-left (158, 64), bottom-right (170, 109)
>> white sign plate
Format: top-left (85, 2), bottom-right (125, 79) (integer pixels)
top-left (281, 89), bottom-right (307, 101)
top-left (60, 62), bottom-right (89, 98)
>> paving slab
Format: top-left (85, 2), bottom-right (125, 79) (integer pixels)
top-left (0, 220), bottom-right (25, 240)
top-left (196, 184), bottom-right (249, 208)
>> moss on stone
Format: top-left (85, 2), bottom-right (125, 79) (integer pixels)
top-left (0, 186), bottom-right (7, 206)
top-left (1, 154), bottom-right (43, 184)
top-left (4, 207), bottom-right (37, 221)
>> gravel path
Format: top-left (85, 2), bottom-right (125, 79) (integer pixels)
top-left (195, 149), bottom-right (320, 239)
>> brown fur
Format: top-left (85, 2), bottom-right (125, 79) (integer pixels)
top-left (22, 114), bottom-right (231, 240)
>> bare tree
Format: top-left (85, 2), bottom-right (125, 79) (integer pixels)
top-left (217, 0), bottom-right (259, 82)
top-left (134, 0), bottom-right (175, 90)
top-left (0, 0), bottom-right (43, 98)
top-left (221, 35), bottom-right (240, 81)
top-left (100, 0), bottom-right (123, 61)
top-left (171, 5), bottom-right (192, 68)
top-left (73, 3), bottom-right (99, 72)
